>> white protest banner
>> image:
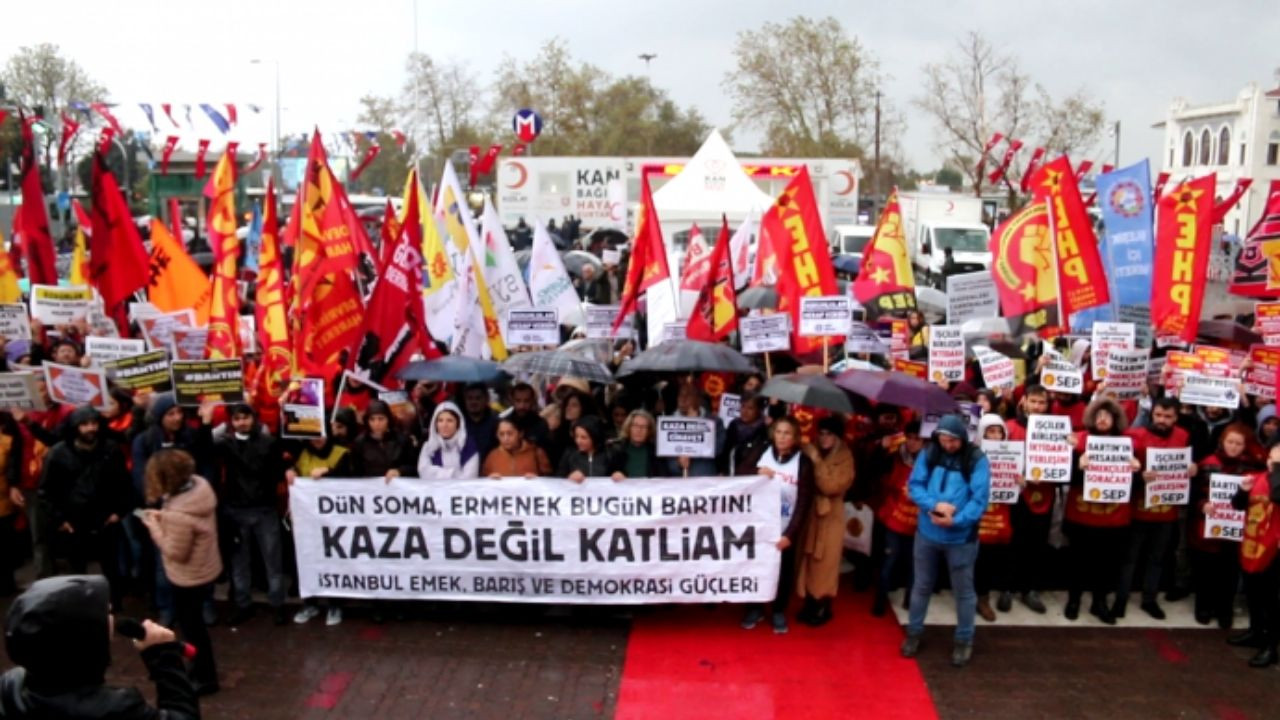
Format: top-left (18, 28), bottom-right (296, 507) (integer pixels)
top-left (660, 322), bottom-right (687, 344)
top-left (85, 337), bottom-right (146, 364)
top-left (1105, 348), bottom-right (1151, 399)
top-left (282, 378), bottom-right (326, 439)
top-left (1025, 415), bottom-right (1073, 483)
top-left (140, 310), bottom-right (197, 351)
top-left (973, 346), bottom-right (1015, 392)
top-left (927, 325), bottom-right (965, 383)
top-left (505, 308), bottom-right (560, 346)
top-left (30, 285), bottom-right (92, 325)
top-left (1091, 322), bottom-right (1135, 380)
top-left (1145, 447), bottom-right (1191, 508)
top-left (982, 440), bottom-right (1024, 504)
top-left (657, 416), bottom-right (716, 458)
top-left (0, 373), bottom-right (46, 411)
top-left (798, 296), bottom-right (850, 337)
top-left (585, 305), bottom-right (622, 339)
top-left (740, 315), bottom-right (790, 354)
top-left (1179, 373), bottom-right (1242, 409)
top-left (289, 476), bottom-right (780, 603)
top-left (844, 322), bottom-right (889, 355)
top-left (602, 249), bottom-right (621, 266)
top-left (1245, 346), bottom-right (1280, 400)
top-left (717, 393), bottom-right (741, 425)
top-left (1205, 474), bottom-right (1246, 542)
top-left (0, 305), bottom-right (31, 341)
top-left (1083, 435), bottom-right (1134, 503)
top-left (42, 362), bottom-right (107, 408)
top-left (1041, 358), bottom-right (1084, 395)
top-left (946, 271), bottom-right (999, 325)
top-left (170, 326), bottom-right (209, 361)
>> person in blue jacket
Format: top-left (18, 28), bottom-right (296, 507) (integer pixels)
top-left (899, 413), bottom-right (990, 668)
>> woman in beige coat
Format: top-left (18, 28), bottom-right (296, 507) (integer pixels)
top-left (140, 449), bottom-right (221, 695)
top-left (797, 415), bottom-right (855, 626)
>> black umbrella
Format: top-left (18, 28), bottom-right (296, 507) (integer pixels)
top-left (616, 340), bottom-right (756, 377)
top-left (760, 373), bottom-right (853, 413)
top-left (562, 250), bottom-right (603, 278)
top-left (737, 285), bottom-right (778, 311)
top-left (397, 356), bottom-right (507, 384)
top-left (503, 350), bottom-right (614, 383)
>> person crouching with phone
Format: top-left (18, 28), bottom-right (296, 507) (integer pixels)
top-left (140, 449), bottom-right (221, 695)
top-left (899, 414), bottom-right (990, 668)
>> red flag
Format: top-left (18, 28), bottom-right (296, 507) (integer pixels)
top-left (976, 132), bottom-right (1005, 182)
top-left (853, 189), bottom-right (917, 319)
top-left (377, 200), bottom-right (400, 271)
top-left (225, 104), bottom-right (238, 126)
top-left (17, 116), bottom-right (57, 286)
top-left (204, 152), bottom-right (241, 359)
top-left (686, 218), bottom-right (738, 341)
top-left (613, 173), bottom-right (672, 332)
top-left (391, 130), bottom-right (407, 148)
top-left (1074, 160), bottom-right (1094, 181)
top-left (1019, 147), bottom-right (1047, 193)
top-left (350, 144), bottom-right (380, 181)
top-left (168, 197), bottom-right (183, 245)
top-left (1031, 155), bottom-right (1110, 325)
top-left (255, 180), bottom-right (291, 395)
top-left (513, 143), bottom-right (527, 157)
top-left (57, 113), bottom-right (79, 166)
top-left (679, 223), bottom-right (711, 291)
top-left (350, 170), bottom-right (433, 387)
top-left (1152, 174), bottom-right (1216, 344)
top-left (160, 136), bottom-right (180, 175)
top-left (244, 142), bottom-right (267, 173)
top-left (161, 103), bottom-right (179, 128)
top-left (987, 139), bottom-right (1024, 185)
top-left (989, 201), bottom-right (1059, 335)
top-left (89, 103), bottom-right (123, 136)
top-left (759, 166), bottom-right (839, 354)
top-left (298, 269), bottom-right (364, 379)
top-left (195, 139), bottom-right (211, 179)
top-left (468, 145), bottom-right (481, 187)
top-left (95, 127), bottom-right (116, 155)
top-left (475, 144), bottom-right (503, 175)
top-left (88, 152), bottom-right (151, 320)
top-left (0, 109), bottom-right (7, 127)
top-left (1213, 178), bottom-right (1253, 224)
top-left (1154, 172), bottom-right (1172, 202)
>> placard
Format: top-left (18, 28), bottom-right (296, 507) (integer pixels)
top-left (1179, 373), bottom-right (1242, 409)
top-left (844, 322), bottom-right (889, 355)
top-left (798, 296), bottom-right (851, 337)
top-left (717, 392), bottom-right (741, 425)
top-left (0, 373), bottom-right (47, 411)
top-left (656, 416), bottom-right (716, 458)
top-left (740, 315), bottom-right (790, 354)
top-left (85, 300), bottom-right (120, 339)
top-left (927, 325), bottom-right (965, 383)
top-left (1162, 350), bottom-right (1203, 392)
top-left (85, 337), bottom-right (146, 364)
top-left (282, 378), bottom-right (326, 439)
top-left (1091, 322), bottom-right (1135, 380)
top-left (1041, 358), bottom-right (1084, 395)
top-left (1193, 345), bottom-right (1237, 377)
top-left (1083, 435), bottom-right (1133, 503)
top-left (982, 440), bottom-right (1024, 504)
top-left (893, 358), bottom-right (927, 379)
top-left (378, 390), bottom-right (414, 418)
top-left (30, 285), bottom-right (92, 325)
top-left (170, 326), bottom-right (209, 360)
top-left (172, 359), bottom-right (245, 406)
top-left (602, 249), bottom-right (621, 266)
top-left (973, 346), bottom-right (1015, 392)
top-left (1254, 301), bottom-right (1280, 338)
top-left (1025, 414), bottom-right (1072, 483)
top-left (128, 302), bottom-right (163, 323)
top-left (1104, 348), bottom-right (1151, 399)
top-left (1145, 447), bottom-right (1191, 508)
top-left (289, 475), bottom-right (780, 603)
top-left (103, 350), bottom-right (174, 394)
top-left (0, 305), bottom-right (31, 342)
top-left (661, 322), bottom-right (687, 344)
top-left (1205, 473), bottom-right (1245, 542)
top-left (945, 271), bottom-right (999, 325)
top-left (585, 305), bottom-right (622, 339)
top-left (42, 362), bottom-right (107, 408)
top-left (140, 310), bottom-right (197, 351)
top-left (505, 308), bottom-right (560, 346)
top-left (1244, 345), bottom-right (1280, 400)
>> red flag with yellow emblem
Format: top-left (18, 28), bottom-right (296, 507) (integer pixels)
top-left (204, 152), bottom-right (241, 359)
top-left (989, 201), bottom-right (1060, 335)
top-left (255, 180), bottom-right (291, 395)
top-left (686, 217), bottom-right (738, 342)
top-left (853, 189), bottom-right (917, 319)
top-left (1152, 174), bottom-right (1216, 344)
top-left (1031, 155), bottom-right (1110, 327)
top-left (759, 166), bottom-right (838, 355)
top-left (613, 173), bottom-right (672, 332)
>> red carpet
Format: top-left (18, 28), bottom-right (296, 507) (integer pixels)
top-left (616, 592), bottom-right (938, 720)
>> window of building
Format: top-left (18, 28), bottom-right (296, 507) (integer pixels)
top-left (1269, 143), bottom-right (1279, 166)
top-left (1182, 132), bottom-right (1194, 166)
top-left (1218, 127), bottom-right (1230, 165)
top-left (1199, 129), bottom-right (1212, 165)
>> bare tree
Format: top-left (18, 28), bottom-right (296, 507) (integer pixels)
top-left (402, 53), bottom-right (483, 159)
top-left (1, 43), bottom-right (106, 169)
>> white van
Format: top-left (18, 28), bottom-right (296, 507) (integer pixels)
top-left (829, 224), bottom-right (875, 260)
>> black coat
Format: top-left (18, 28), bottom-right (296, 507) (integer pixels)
top-left (212, 423), bottom-right (285, 509)
top-left (38, 438), bottom-right (133, 532)
top-left (350, 431), bottom-right (417, 477)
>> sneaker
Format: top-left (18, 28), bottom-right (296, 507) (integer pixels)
top-left (771, 612), bottom-right (788, 635)
top-left (294, 605), bottom-right (322, 625)
top-left (951, 642), bottom-right (973, 668)
top-left (900, 634), bottom-right (922, 658)
top-left (1140, 601), bottom-right (1166, 621)
top-left (996, 591), bottom-right (1013, 613)
top-left (325, 607), bottom-right (343, 626)
top-left (1020, 591), bottom-right (1047, 614)
top-left (740, 607), bottom-right (764, 630)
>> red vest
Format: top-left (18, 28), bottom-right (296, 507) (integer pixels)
top-left (876, 456), bottom-right (918, 536)
top-left (1066, 431), bottom-right (1131, 527)
top-left (978, 503), bottom-right (1013, 544)
top-left (1241, 472), bottom-right (1280, 574)
top-left (1128, 426), bottom-right (1190, 523)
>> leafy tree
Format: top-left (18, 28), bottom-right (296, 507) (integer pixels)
top-left (350, 95), bottom-right (419, 196)
top-left (934, 166), bottom-right (965, 191)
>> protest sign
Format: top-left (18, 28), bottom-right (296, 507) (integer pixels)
top-left (1254, 301), bottom-right (1280, 338)
top-left (0, 305), bottom-right (31, 342)
top-left (1162, 350), bottom-right (1203, 392)
top-left (1179, 373), bottom-right (1242, 409)
top-left (946, 271), bottom-right (999, 324)
top-left (170, 326), bottom-right (209, 360)
top-left (172, 359), bottom-right (245, 406)
top-left (1084, 435), bottom-right (1134, 503)
top-left (1091, 322), bottom-right (1135, 380)
top-left (289, 475), bottom-right (780, 603)
top-left (585, 305), bottom-right (623, 339)
top-left (982, 440), bottom-right (1024, 504)
top-left (1193, 345), bottom-right (1238, 377)
top-left (30, 285), bottom-right (92, 325)
top-left (660, 322), bottom-right (687, 344)
top-left (282, 378), bottom-right (326, 439)
top-left (0, 373), bottom-right (46, 411)
top-left (798, 296), bottom-right (851, 337)
top-left (140, 310), bottom-right (197, 351)
top-left (740, 315), bottom-right (790, 354)
top-left (1244, 345), bottom-right (1280, 400)
top-left (103, 350), bottom-right (174, 394)
top-left (85, 300), bottom-right (120, 339)
top-left (973, 346), bottom-right (1016, 392)
top-left (1205, 474), bottom-right (1246, 542)
top-left (1041, 357), bottom-right (1084, 395)
top-left (602, 248), bottom-right (621, 266)
top-left (845, 322), bottom-right (889, 355)
top-left (893, 358), bottom-right (927, 379)
top-left (657, 417), bottom-right (717, 458)
top-left (505, 308), bottom-right (559, 346)
top-left (717, 393), bottom-right (741, 425)
top-left (85, 337), bottom-right (146, 364)
top-left (1104, 348), bottom-right (1151, 399)
top-left (885, 319), bottom-right (910, 360)
top-left (1025, 415), bottom-right (1072, 483)
top-left (379, 390), bottom-right (414, 418)
top-left (927, 325), bottom-right (965, 383)
top-left (1145, 447), bottom-right (1191, 508)
top-left (128, 302), bottom-right (162, 323)
top-left (42, 362), bottom-right (107, 408)
top-left (1069, 339), bottom-right (1091, 367)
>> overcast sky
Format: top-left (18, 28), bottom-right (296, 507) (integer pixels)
top-left (3, 0), bottom-right (1277, 172)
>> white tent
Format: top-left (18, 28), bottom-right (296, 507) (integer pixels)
top-left (652, 128), bottom-right (774, 227)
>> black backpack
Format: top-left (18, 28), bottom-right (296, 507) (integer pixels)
top-left (923, 441), bottom-right (984, 485)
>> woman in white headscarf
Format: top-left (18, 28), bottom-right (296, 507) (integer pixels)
top-left (417, 401), bottom-right (480, 479)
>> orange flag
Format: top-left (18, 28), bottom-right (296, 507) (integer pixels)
top-left (1152, 174), bottom-right (1215, 344)
top-left (686, 217), bottom-right (738, 341)
top-left (613, 173), bottom-right (672, 332)
top-left (0, 224), bottom-right (18, 304)
top-left (1031, 155), bottom-right (1110, 327)
top-left (147, 221), bottom-right (211, 325)
top-left (204, 152), bottom-right (241, 359)
top-left (759, 166), bottom-right (838, 355)
top-left (853, 189), bottom-right (917, 319)
top-left (255, 180), bottom-right (291, 395)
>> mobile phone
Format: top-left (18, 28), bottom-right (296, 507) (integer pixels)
top-left (132, 508), bottom-right (147, 519)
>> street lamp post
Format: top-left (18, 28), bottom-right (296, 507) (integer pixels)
top-left (250, 58), bottom-right (282, 172)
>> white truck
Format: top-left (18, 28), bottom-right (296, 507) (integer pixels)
top-left (899, 192), bottom-right (992, 289)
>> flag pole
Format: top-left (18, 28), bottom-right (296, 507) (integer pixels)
top-left (765, 351), bottom-right (773, 379)
top-left (823, 336), bottom-right (829, 373)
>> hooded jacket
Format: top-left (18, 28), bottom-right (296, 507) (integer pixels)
top-left (350, 402), bottom-right (418, 477)
top-left (131, 394), bottom-right (208, 502)
top-left (147, 476), bottom-right (222, 588)
top-left (977, 413), bottom-right (1008, 441)
top-left (556, 416), bottom-right (614, 478)
top-left (0, 575), bottom-right (198, 719)
top-left (211, 414), bottom-right (283, 509)
top-left (908, 418), bottom-right (991, 545)
top-left (38, 406), bottom-right (134, 531)
top-left (417, 402), bottom-right (480, 480)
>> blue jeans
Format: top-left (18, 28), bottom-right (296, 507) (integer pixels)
top-left (880, 529), bottom-right (914, 596)
top-left (228, 506), bottom-right (285, 609)
top-left (907, 535), bottom-right (979, 644)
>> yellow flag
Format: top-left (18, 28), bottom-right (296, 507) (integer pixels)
top-left (0, 226), bottom-right (18, 304)
top-left (434, 163), bottom-right (507, 360)
top-left (70, 227), bottom-right (89, 285)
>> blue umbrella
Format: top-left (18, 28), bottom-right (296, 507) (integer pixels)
top-left (397, 356), bottom-right (507, 383)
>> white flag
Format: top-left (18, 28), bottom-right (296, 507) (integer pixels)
top-left (479, 196), bottom-right (531, 322)
top-left (729, 213), bottom-right (757, 290)
top-left (450, 246), bottom-right (489, 359)
top-left (529, 221), bottom-right (583, 326)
